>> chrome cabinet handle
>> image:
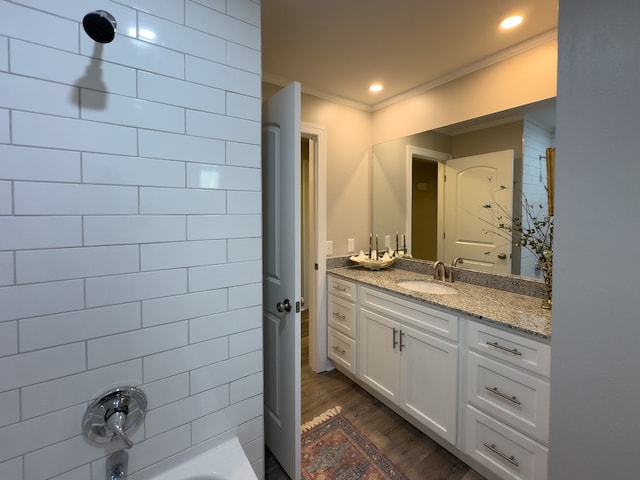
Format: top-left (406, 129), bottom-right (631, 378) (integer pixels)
top-left (486, 341), bottom-right (522, 356)
top-left (332, 345), bottom-right (346, 355)
top-left (333, 285), bottom-right (347, 292)
top-left (485, 386), bottom-right (521, 405)
top-left (483, 442), bottom-right (519, 467)
top-left (332, 312), bottom-right (346, 320)
top-left (392, 327), bottom-right (398, 349)
top-left (399, 330), bottom-right (405, 352)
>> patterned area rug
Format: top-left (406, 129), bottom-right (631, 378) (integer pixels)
top-left (301, 406), bottom-right (407, 480)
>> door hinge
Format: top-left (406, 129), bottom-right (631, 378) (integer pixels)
top-left (443, 232), bottom-right (446, 239)
top-left (314, 263), bottom-right (318, 270)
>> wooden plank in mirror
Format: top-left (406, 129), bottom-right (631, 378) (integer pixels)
top-left (546, 147), bottom-right (555, 216)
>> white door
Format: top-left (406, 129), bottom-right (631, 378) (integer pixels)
top-left (444, 150), bottom-right (514, 274)
top-left (263, 82), bottom-right (301, 480)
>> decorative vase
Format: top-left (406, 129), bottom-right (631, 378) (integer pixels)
top-left (540, 259), bottom-right (552, 310)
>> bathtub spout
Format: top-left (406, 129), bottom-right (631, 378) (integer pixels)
top-left (107, 450), bottom-right (128, 480)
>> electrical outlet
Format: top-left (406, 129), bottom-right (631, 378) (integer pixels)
top-left (347, 238), bottom-right (355, 252)
top-left (326, 240), bottom-right (333, 255)
top-left (384, 235), bottom-right (391, 248)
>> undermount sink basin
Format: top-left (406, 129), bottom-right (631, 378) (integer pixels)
top-left (397, 280), bottom-right (458, 295)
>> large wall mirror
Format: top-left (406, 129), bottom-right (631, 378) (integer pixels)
top-left (372, 98), bottom-right (556, 279)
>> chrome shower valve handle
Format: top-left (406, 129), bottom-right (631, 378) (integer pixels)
top-left (106, 409), bottom-right (134, 449)
top-left (83, 386), bottom-right (147, 449)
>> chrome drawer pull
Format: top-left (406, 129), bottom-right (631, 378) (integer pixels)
top-left (332, 312), bottom-right (346, 320)
top-left (332, 345), bottom-right (346, 355)
top-left (486, 341), bottom-right (522, 356)
top-left (333, 285), bottom-right (347, 292)
top-left (485, 386), bottom-right (521, 405)
top-left (483, 442), bottom-right (519, 467)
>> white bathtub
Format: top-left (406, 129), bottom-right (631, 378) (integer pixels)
top-left (130, 431), bottom-right (258, 480)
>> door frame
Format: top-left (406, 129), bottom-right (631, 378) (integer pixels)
top-left (301, 121), bottom-right (330, 373)
top-left (404, 146), bottom-right (450, 259)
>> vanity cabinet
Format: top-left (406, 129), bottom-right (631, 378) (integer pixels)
top-left (326, 272), bottom-right (552, 480)
top-left (327, 275), bottom-right (358, 374)
top-left (462, 320), bottom-right (551, 480)
top-left (359, 286), bottom-right (459, 444)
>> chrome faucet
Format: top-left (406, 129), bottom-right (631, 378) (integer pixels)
top-left (433, 261), bottom-right (446, 282)
top-left (452, 257), bottom-right (464, 267)
top-left (107, 450), bottom-right (128, 480)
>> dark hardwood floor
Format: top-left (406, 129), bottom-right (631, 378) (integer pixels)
top-left (265, 312), bottom-right (485, 480)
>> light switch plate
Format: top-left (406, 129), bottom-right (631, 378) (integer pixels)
top-left (347, 238), bottom-right (355, 252)
top-left (326, 240), bottom-right (333, 255)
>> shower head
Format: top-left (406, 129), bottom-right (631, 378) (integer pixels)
top-left (82, 10), bottom-right (117, 44)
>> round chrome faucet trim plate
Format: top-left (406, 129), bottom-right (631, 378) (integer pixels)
top-left (83, 386), bottom-right (147, 448)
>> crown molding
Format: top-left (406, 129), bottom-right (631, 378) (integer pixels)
top-left (371, 29), bottom-right (558, 112)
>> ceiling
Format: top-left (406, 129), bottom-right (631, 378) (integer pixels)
top-left (262, 0), bottom-right (558, 110)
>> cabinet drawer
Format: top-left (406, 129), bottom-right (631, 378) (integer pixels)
top-left (328, 275), bottom-right (357, 302)
top-left (467, 321), bottom-right (550, 377)
top-left (328, 295), bottom-right (357, 338)
top-left (328, 328), bottom-right (356, 375)
top-left (360, 286), bottom-right (458, 341)
top-left (464, 405), bottom-right (548, 480)
top-left (466, 351), bottom-right (549, 443)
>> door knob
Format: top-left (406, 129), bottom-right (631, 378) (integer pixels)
top-left (276, 299), bottom-right (292, 312)
top-left (498, 252), bottom-right (507, 260)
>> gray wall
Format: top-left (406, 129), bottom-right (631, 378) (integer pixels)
top-left (549, 0), bottom-right (640, 477)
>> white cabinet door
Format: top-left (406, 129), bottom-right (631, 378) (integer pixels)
top-left (359, 307), bottom-right (400, 403)
top-left (400, 323), bottom-right (458, 444)
top-left (360, 305), bottom-right (458, 444)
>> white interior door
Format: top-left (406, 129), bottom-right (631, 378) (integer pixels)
top-left (444, 150), bottom-right (514, 274)
top-left (262, 82), bottom-right (301, 479)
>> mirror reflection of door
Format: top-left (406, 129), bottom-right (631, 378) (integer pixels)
top-left (411, 159), bottom-right (438, 259)
top-left (444, 150), bottom-right (514, 274)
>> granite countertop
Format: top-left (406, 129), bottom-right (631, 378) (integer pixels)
top-left (328, 266), bottom-right (552, 340)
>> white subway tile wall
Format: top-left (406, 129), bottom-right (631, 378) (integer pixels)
top-left (521, 117), bottom-right (554, 278)
top-left (0, 109), bottom-right (9, 143)
top-left (0, 1), bottom-right (264, 479)
top-left (0, 180), bottom-right (11, 214)
top-left (0, 36), bottom-right (8, 71)
top-left (0, 251), bottom-right (14, 286)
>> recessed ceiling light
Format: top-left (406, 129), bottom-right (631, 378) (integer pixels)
top-left (500, 15), bottom-right (523, 29)
top-left (369, 83), bottom-right (383, 93)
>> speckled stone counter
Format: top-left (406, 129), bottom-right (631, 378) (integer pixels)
top-left (329, 266), bottom-right (552, 340)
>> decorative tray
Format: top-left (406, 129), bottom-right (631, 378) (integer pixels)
top-left (349, 251), bottom-right (395, 271)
